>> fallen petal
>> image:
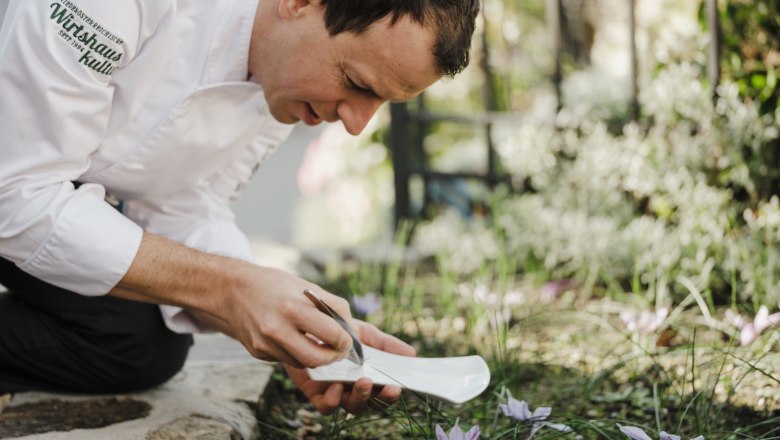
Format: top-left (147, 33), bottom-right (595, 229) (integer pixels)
top-left (619, 426), bottom-right (653, 440)
top-left (540, 422), bottom-right (572, 432)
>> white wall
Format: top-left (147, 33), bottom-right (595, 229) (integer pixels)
top-left (231, 124), bottom-right (323, 244)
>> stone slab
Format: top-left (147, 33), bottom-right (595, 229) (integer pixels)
top-left (0, 334), bottom-right (273, 440)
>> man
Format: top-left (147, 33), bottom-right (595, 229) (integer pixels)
top-left (0, 0), bottom-right (478, 415)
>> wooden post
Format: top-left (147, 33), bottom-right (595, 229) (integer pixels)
top-left (389, 102), bottom-right (412, 226)
top-left (706, 0), bottom-right (721, 101)
top-left (628, 0), bottom-right (639, 121)
top-left (479, 10), bottom-right (499, 184)
top-left (546, 0), bottom-right (563, 112)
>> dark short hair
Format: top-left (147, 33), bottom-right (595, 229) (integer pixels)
top-left (320, 0), bottom-right (480, 77)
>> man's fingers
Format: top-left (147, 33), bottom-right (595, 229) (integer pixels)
top-left (355, 321), bottom-right (416, 356)
top-left (297, 306), bottom-right (354, 353)
top-left (272, 327), bottom-right (348, 368)
top-left (341, 378), bottom-right (373, 414)
top-left (375, 384), bottom-right (403, 405)
top-left (243, 337), bottom-right (303, 367)
top-left (244, 316), bottom-right (345, 368)
top-left (340, 380), bottom-right (403, 414)
top-left (311, 382), bottom-right (344, 415)
top-left (251, 297), bottom-right (354, 368)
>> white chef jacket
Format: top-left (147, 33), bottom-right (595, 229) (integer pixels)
top-left (0, 0), bottom-right (294, 333)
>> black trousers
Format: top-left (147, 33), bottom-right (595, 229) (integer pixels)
top-left (0, 257), bottom-right (193, 394)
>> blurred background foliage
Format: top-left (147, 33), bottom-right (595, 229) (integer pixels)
top-left (718, 0), bottom-right (779, 115)
top-left (275, 3), bottom-right (780, 435)
top-left (297, 0), bottom-right (780, 312)
top-left (715, 0), bottom-right (780, 201)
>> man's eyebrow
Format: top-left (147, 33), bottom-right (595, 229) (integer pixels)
top-left (378, 81), bottom-right (418, 103)
top-left (349, 64), bottom-right (414, 102)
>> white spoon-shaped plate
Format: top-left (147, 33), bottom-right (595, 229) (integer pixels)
top-left (307, 346), bottom-right (490, 405)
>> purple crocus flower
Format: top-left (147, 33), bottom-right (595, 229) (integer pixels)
top-left (619, 425), bottom-right (703, 440)
top-left (351, 292), bottom-right (383, 317)
top-left (435, 423), bottom-right (481, 440)
top-left (500, 398), bottom-right (551, 421)
top-left (499, 395), bottom-right (571, 438)
top-left (540, 279), bottom-right (576, 302)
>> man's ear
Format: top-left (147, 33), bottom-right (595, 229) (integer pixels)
top-left (278, 0), bottom-right (318, 19)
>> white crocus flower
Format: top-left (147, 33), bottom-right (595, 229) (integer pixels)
top-left (724, 305), bottom-right (780, 346)
top-left (619, 425), bottom-right (704, 440)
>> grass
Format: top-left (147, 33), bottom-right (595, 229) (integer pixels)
top-left (255, 252), bottom-right (779, 439)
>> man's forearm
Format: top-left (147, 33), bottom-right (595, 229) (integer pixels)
top-left (110, 232), bottom-right (246, 316)
top-left (109, 231), bottom-right (354, 368)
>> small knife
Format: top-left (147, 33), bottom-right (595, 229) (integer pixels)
top-left (303, 289), bottom-right (364, 366)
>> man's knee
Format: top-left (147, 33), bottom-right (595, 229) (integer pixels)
top-left (107, 331), bottom-right (194, 392)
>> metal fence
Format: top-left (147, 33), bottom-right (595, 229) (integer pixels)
top-left (387, 0), bottom-right (722, 226)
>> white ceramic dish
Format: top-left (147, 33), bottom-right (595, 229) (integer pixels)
top-left (307, 346), bottom-right (490, 405)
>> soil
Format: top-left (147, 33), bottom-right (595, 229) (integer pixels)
top-left (0, 397), bottom-right (151, 438)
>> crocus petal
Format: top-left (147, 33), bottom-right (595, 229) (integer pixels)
top-left (619, 426), bottom-right (653, 440)
top-left (541, 280), bottom-right (575, 301)
top-left (509, 398), bottom-right (532, 420)
top-left (352, 292), bottom-right (383, 316)
top-left (660, 432), bottom-right (681, 440)
top-left (541, 422), bottom-right (573, 432)
top-left (448, 425), bottom-right (466, 440)
top-left (435, 424), bottom-right (449, 440)
top-left (650, 308), bottom-right (669, 332)
top-left (740, 323), bottom-right (758, 346)
top-left (725, 309), bottom-right (747, 329)
top-left (528, 423), bottom-right (542, 439)
top-left (531, 406), bottom-right (552, 420)
top-left (754, 306), bottom-right (780, 333)
top-left (465, 425), bottom-right (481, 440)
top-left (754, 306), bottom-right (769, 328)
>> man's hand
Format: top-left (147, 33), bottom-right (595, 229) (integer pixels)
top-left (112, 232), bottom-right (355, 369)
top-left (285, 320), bottom-right (416, 415)
top-left (215, 265), bottom-right (357, 368)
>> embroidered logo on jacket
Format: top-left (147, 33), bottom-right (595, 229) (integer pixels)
top-left (48, 1), bottom-right (124, 76)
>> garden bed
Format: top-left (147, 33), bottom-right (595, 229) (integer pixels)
top-left (255, 273), bottom-right (778, 439)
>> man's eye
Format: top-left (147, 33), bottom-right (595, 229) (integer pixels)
top-left (346, 75), bottom-right (370, 94)
top-left (345, 76), bottom-right (361, 90)
top-left (345, 74), bottom-right (380, 99)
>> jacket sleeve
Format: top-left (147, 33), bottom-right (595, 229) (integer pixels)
top-left (123, 140), bottom-right (276, 333)
top-left (0, 0), bottom-right (172, 295)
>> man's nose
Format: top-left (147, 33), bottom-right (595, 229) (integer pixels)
top-left (337, 96), bottom-right (385, 135)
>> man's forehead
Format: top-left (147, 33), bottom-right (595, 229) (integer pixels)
top-left (345, 18), bottom-right (440, 101)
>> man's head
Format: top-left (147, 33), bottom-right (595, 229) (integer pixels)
top-left (249, 0), bottom-right (478, 135)
top-left (319, 0), bottom-right (479, 78)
